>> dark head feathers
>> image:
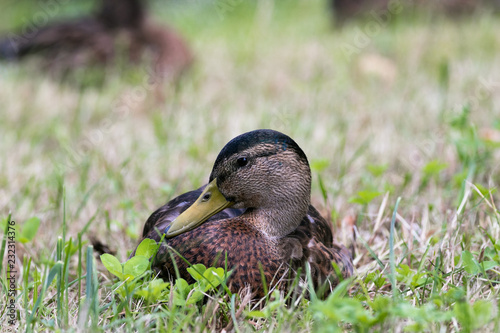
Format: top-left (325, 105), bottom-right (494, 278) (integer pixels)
top-left (209, 129), bottom-right (309, 181)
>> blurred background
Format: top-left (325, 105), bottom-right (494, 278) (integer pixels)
top-left (1, 0), bottom-right (499, 268)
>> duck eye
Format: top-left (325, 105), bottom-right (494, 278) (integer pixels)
top-left (236, 157), bottom-right (248, 167)
top-left (201, 193), bottom-right (211, 202)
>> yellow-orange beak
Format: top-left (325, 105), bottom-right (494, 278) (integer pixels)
top-left (164, 178), bottom-right (234, 238)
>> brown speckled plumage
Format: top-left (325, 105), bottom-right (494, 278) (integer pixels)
top-left (136, 129), bottom-right (353, 298)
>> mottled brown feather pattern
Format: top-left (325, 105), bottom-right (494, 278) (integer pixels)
top-left (286, 205), bottom-right (353, 288)
top-left (154, 217), bottom-right (287, 296)
top-left (139, 190), bottom-right (353, 298)
top-left (134, 129), bottom-right (354, 298)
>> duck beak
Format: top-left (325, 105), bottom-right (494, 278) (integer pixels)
top-left (165, 178), bottom-right (234, 238)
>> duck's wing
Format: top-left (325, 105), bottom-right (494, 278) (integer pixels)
top-left (141, 185), bottom-right (244, 241)
top-left (286, 205), bottom-right (353, 289)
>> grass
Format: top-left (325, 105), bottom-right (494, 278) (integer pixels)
top-left (1, 0), bottom-right (500, 331)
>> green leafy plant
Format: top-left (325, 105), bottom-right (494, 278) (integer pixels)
top-left (460, 250), bottom-right (499, 275)
top-left (367, 164), bottom-right (388, 178)
top-left (419, 160), bottom-right (448, 191)
top-left (18, 217), bottom-right (41, 243)
top-left (349, 190), bottom-right (382, 205)
top-left (101, 238), bottom-right (158, 282)
top-left (100, 239), bottom-right (227, 305)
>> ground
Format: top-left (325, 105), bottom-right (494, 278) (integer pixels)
top-left (0, 0), bottom-right (499, 332)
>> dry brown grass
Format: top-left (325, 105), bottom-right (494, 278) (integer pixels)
top-left (1, 0), bottom-right (499, 331)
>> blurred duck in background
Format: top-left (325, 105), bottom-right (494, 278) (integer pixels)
top-left (0, 0), bottom-right (192, 84)
top-left (330, 0), bottom-right (500, 23)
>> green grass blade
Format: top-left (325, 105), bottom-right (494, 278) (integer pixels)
top-left (389, 197), bottom-right (402, 300)
top-left (230, 294), bottom-right (241, 333)
top-left (27, 261), bottom-right (63, 331)
top-left (0, 212), bottom-right (12, 276)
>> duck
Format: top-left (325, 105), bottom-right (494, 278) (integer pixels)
top-left (0, 0), bottom-right (192, 86)
top-left (136, 129), bottom-right (353, 298)
top-left (330, 0), bottom-right (499, 24)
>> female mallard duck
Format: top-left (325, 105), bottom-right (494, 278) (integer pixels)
top-left (137, 129), bottom-right (353, 297)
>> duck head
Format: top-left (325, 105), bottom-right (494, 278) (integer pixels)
top-left (165, 129), bottom-right (312, 239)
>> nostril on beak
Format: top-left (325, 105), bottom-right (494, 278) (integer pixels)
top-left (201, 193), bottom-right (211, 202)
